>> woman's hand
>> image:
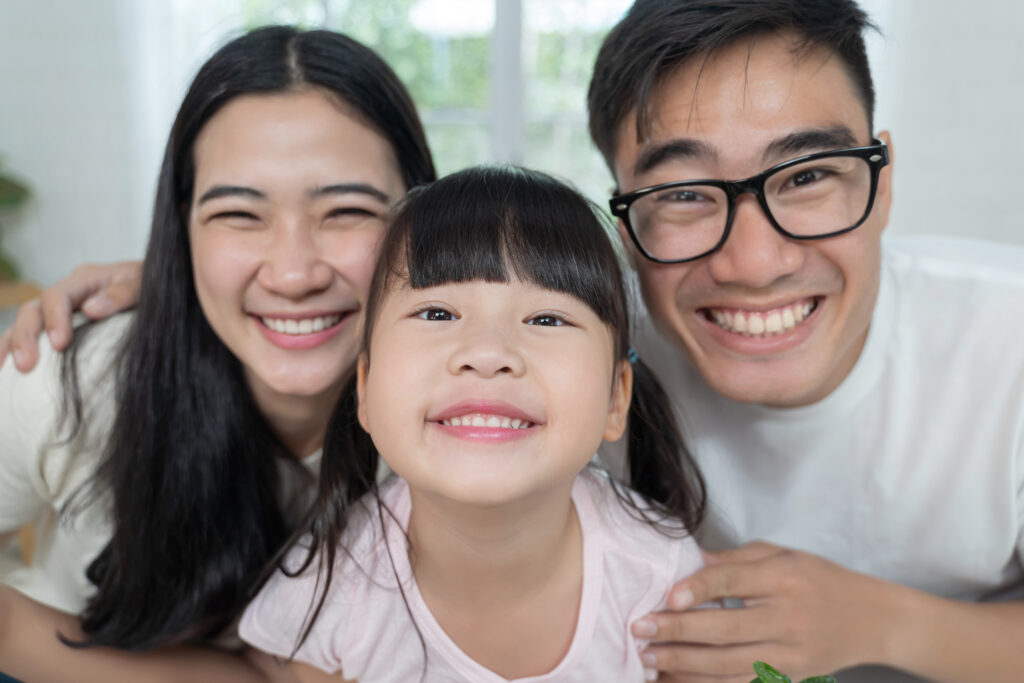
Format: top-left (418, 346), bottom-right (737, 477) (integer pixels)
top-left (0, 260), bottom-right (142, 372)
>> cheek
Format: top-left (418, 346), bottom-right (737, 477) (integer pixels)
top-left (325, 229), bottom-right (384, 303)
top-left (190, 231), bottom-right (260, 311)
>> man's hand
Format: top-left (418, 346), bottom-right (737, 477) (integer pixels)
top-left (0, 260), bottom-right (142, 372)
top-left (631, 542), bottom-right (892, 683)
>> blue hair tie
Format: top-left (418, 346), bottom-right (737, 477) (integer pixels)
top-left (627, 348), bottom-right (639, 365)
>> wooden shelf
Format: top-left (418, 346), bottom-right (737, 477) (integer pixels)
top-left (0, 280), bottom-right (41, 309)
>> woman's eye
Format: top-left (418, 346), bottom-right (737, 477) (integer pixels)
top-left (416, 308), bottom-right (455, 322)
top-left (326, 207), bottom-right (378, 220)
top-left (526, 314), bottom-right (564, 327)
top-left (211, 210), bottom-right (259, 221)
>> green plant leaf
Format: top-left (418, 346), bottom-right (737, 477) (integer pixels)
top-left (799, 678), bottom-right (836, 683)
top-left (0, 174), bottom-right (30, 208)
top-left (753, 661), bottom-right (792, 683)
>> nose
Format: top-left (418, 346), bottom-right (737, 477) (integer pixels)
top-left (706, 194), bottom-right (804, 288)
top-left (256, 222), bottom-right (333, 299)
top-left (447, 323), bottom-right (527, 379)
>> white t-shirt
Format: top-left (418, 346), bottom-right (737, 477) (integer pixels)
top-left (633, 236), bottom-right (1024, 682)
top-left (0, 314), bottom-right (321, 620)
top-left (240, 469), bottom-right (704, 682)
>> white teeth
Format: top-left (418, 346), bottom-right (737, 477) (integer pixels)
top-left (261, 315), bottom-right (342, 336)
top-left (707, 300), bottom-right (816, 338)
top-left (781, 308), bottom-right (795, 329)
top-left (440, 413), bottom-right (534, 430)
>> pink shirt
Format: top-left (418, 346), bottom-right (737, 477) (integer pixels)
top-left (240, 469), bottom-right (703, 682)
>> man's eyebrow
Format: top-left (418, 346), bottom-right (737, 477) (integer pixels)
top-left (310, 183), bottom-right (391, 203)
top-left (197, 185), bottom-right (266, 205)
top-left (762, 126), bottom-right (859, 162)
top-left (633, 138), bottom-right (717, 177)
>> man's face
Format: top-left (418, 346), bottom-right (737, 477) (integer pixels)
top-left (612, 32), bottom-right (893, 407)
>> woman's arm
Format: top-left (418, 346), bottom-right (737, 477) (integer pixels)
top-left (0, 260), bottom-right (141, 372)
top-left (0, 584), bottom-right (272, 683)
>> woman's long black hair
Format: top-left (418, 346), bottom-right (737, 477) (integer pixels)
top-left (59, 25), bottom-right (436, 651)
top-left (294, 165), bottom-right (707, 651)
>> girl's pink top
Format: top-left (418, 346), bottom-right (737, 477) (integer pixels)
top-left (240, 468), bottom-right (703, 682)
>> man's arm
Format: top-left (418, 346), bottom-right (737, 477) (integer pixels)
top-left (0, 260), bottom-right (141, 372)
top-left (0, 584), bottom-right (272, 683)
top-left (633, 542), bottom-right (1024, 683)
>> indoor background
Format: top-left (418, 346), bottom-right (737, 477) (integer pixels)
top-left (1, 0), bottom-right (1021, 306)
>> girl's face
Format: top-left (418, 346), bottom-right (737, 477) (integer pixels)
top-left (189, 89), bottom-right (406, 411)
top-left (357, 277), bottom-right (632, 507)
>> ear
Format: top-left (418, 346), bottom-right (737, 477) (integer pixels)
top-left (874, 130), bottom-right (895, 233)
top-left (356, 352), bottom-right (370, 433)
top-left (603, 359), bottom-right (633, 442)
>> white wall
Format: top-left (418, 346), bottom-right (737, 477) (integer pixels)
top-left (1, 0), bottom-right (1021, 288)
top-left (0, 0), bottom-right (244, 286)
top-left (865, 0), bottom-right (1024, 244)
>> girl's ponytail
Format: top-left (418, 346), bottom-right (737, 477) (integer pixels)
top-left (623, 355), bottom-right (707, 535)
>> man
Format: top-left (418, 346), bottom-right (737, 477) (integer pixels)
top-left (587, 1), bottom-right (1024, 681)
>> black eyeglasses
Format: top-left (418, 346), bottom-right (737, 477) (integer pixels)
top-left (609, 140), bottom-right (890, 264)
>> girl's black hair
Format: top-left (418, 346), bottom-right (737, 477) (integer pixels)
top-left (298, 166), bottom-right (706, 655)
top-left (58, 25), bottom-right (436, 651)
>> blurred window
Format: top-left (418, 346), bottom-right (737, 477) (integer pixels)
top-left (241, 0), bottom-right (632, 202)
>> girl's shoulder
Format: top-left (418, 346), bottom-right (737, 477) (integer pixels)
top-left (576, 468), bottom-right (703, 581)
top-left (239, 477), bottom-right (414, 673)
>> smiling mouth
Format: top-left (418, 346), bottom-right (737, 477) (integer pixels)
top-left (702, 297), bottom-right (820, 337)
top-left (259, 314), bottom-right (344, 335)
top-left (439, 413), bottom-right (535, 430)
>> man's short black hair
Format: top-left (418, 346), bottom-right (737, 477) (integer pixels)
top-left (588, 0), bottom-right (879, 174)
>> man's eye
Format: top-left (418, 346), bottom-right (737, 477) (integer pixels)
top-left (526, 314), bottom-right (564, 327)
top-left (786, 168), bottom-right (830, 187)
top-left (416, 308), bottom-right (455, 322)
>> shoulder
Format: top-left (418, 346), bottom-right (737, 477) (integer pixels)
top-left (239, 478), bottom-right (411, 674)
top-left (0, 314), bottom-right (132, 507)
top-left (577, 469), bottom-right (703, 583)
top-left (884, 235), bottom-right (1024, 292)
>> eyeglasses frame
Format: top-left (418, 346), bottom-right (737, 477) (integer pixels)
top-left (609, 139), bottom-right (891, 264)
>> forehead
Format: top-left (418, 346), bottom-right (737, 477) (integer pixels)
top-left (613, 32), bottom-right (871, 182)
top-left (192, 89), bottom-right (403, 195)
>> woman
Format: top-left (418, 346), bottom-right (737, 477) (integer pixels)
top-left (0, 25), bottom-right (435, 682)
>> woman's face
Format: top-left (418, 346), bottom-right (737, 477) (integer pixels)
top-left (188, 89), bottom-right (406, 411)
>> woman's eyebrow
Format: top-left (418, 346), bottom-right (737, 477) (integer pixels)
top-left (197, 185), bottom-right (266, 204)
top-left (310, 183), bottom-right (391, 203)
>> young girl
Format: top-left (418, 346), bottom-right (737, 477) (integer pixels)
top-left (240, 165), bottom-right (707, 682)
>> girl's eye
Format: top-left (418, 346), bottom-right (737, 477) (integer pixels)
top-left (526, 314), bottom-right (565, 327)
top-left (416, 308), bottom-right (456, 322)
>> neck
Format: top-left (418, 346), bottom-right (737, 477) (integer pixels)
top-left (407, 479), bottom-right (580, 610)
top-left (247, 378), bottom-right (344, 457)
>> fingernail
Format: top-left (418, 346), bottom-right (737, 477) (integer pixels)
top-left (670, 588), bottom-right (694, 610)
top-left (641, 652), bottom-right (658, 667)
top-left (82, 298), bottom-right (109, 318)
top-left (48, 331), bottom-right (59, 346)
top-left (13, 349), bottom-right (24, 367)
top-left (644, 666), bottom-right (659, 681)
top-left (632, 618), bottom-right (657, 638)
